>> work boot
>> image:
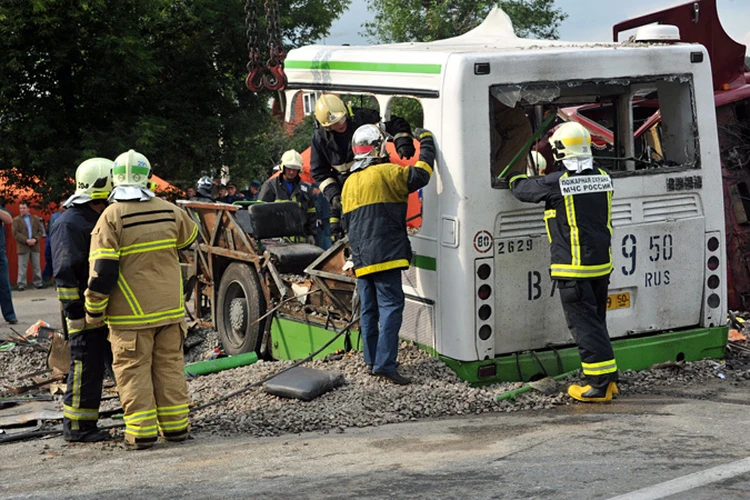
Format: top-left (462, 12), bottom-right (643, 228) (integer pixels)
top-left (124, 438), bottom-right (156, 451)
top-left (567, 382), bottom-right (618, 403)
top-left (375, 370), bottom-right (411, 385)
top-left (64, 429), bottom-right (112, 443)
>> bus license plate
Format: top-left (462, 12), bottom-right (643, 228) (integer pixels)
top-left (607, 292), bottom-right (631, 311)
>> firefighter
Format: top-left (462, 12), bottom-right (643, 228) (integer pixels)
top-left (192, 176), bottom-right (215, 202)
top-left (311, 94), bottom-right (415, 240)
top-left (507, 122), bottom-right (619, 402)
top-left (258, 149), bottom-right (317, 243)
top-left (342, 124), bottom-right (435, 385)
top-left (52, 158), bottom-right (114, 442)
top-left (84, 150), bottom-right (198, 449)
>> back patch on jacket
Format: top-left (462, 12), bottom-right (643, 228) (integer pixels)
top-left (559, 175), bottom-right (613, 196)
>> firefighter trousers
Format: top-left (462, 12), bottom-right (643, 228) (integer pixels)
top-left (63, 326), bottom-right (111, 438)
top-left (109, 322), bottom-right (190, 447)
top-left (557, 277), bottom-right (618, 389)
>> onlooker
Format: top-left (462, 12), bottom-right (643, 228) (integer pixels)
top-left (42, 197), bottom-right (67, 282)
top-left (248, 179), bottom-right (261, 201)
top-left (217, 184), bottom-right (228, 200)
top-left (12, 201), bottom-right (45, 290)
top-left (0, 204), bottom-right (18, 324)
top-left (185, 187), bottom-right (196, 199)
top-left (222, 183), bottom-right (245, 203)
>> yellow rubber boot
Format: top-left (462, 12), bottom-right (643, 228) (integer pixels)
top-left (567, 382), bottom-right (618, 403)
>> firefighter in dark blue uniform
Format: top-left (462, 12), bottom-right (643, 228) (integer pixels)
top-left (508, 122), bottom-right (619, 402)
top-left (342, 125), bottom-right (435, 385)
top-left (52, 158), bottom-right (114, 441)
top-left (311, 94), bottom-right (415, 240)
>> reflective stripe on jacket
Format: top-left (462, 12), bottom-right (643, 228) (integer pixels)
top-left (85, 197), bottom-right (198, 329)
top-left (509, 168), bottom-right (613, 279)
top-left (342, 138), bottom-right (435, 278)
top-left (51, 205), bottom-right (102, 323)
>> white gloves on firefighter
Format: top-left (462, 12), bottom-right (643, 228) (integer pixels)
top-left (306, 235), bottom-right (316, 245)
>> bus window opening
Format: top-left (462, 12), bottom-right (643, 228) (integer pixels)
top-left (490, 75), bottom-right (699, 188)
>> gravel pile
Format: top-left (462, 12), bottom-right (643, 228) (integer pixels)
top-left (184, 326), bottom-right (222, 364)
top-left (0, 347), bottom-right (51, 397)
top-left (3, 329), bottom-right (749, 440)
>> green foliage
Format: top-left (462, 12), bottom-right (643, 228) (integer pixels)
top-left (0, 0), bottom-right (348, 203)
top-left (363, 0), bottom-right (567, 43)
top-left (390, 97), bottom-right (423, 129)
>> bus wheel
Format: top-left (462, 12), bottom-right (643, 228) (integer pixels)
top-left (216, 262), bottom-right (266, 356)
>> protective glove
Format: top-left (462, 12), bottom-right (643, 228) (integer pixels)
top-left (85, 311), bottom-right (105, 328)
top-left (67, 317), bottom-right (86, 333)
top-left (305, 234), bottom-right (316, 245)
top-left (330, 194), bottom-right (342, 215)
top-left (331, 219), bottom-right (345, 242)
top-left (394, 133), bottom-right (415, 160)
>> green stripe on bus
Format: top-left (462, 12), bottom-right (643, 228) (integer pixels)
top-left (285, 60), bottom-right (442, 75)
top-left (411, 254), bottom-right (436, 271)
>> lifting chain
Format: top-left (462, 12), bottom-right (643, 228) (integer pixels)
top-left (245, 0), bottom-right (287, 92)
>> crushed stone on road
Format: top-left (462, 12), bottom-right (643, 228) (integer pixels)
top-left (1, 327), bottom-right (745, 439)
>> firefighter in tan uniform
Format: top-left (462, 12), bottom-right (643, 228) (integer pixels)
top-left (84, 150), bottom-right (198, 450)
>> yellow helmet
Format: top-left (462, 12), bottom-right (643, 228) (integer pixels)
top-left (314, 94), bottom-right (347, 128)
top-left (64, 158), bottom-right (114, 208)
top-left (549, 122), bottom-right (592, 161)
top-left (280, 149), bottom-right (303, 170)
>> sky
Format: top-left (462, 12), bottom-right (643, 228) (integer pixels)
top-left (319, 0), bottom-right (750, 55)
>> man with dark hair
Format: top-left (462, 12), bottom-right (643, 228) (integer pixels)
top-left (12, 201), bottom-right (45, 290)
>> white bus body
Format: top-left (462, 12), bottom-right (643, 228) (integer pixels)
top-left (283, 8), bottom-right (727, 380)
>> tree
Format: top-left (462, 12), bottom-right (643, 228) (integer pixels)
top-left (363, 0), bottom-right (567, 44)
top-left (0, 0), bottom-right (348, 204)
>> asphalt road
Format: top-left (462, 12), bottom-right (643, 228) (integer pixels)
top-left (2, 288), bottom-right (750, 499)
top-left (2, 379), bottom-right (750, 499)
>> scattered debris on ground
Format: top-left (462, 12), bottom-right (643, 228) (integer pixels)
top-left (2, 320), bottom-right (750, 443)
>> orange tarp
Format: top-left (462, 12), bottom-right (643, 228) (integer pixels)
top-left (0, 173), bottom-right (176, 284)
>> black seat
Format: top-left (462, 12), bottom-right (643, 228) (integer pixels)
top-left (266, 244), bottom-right (324, 274)
top-left (236, 202), bottom-right (324, 273)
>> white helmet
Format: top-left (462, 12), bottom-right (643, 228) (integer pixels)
top-left (110, 149), bottom-right (155, 201)
top-left (64, 158), bottom-right (114, 208)
top-left (530, 151), bottom-right (547, 176)
top-left (280, 150), bottom-right (303, 170)
top-left (351, 124), bottom-right (388, 172)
